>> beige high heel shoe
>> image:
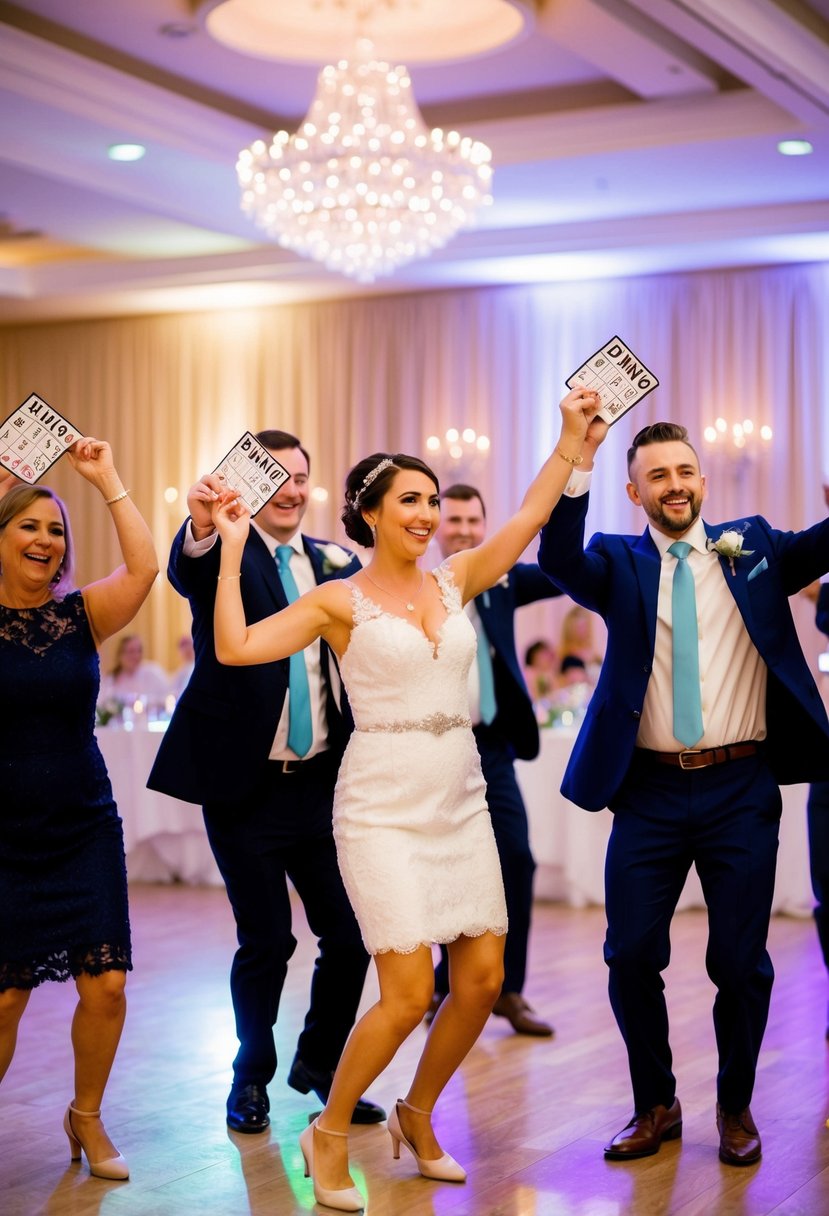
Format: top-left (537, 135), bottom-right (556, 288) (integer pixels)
top-left (298, 1117), bottom-right (363, 1212)
top-left (387, 1098), bottom-right (467, 1182)
top-left (63, 1104), bottom-right (129, 1181)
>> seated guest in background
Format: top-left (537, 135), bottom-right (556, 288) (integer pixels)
top-left (170, 632), bottom-right (195, 698)
top-left (558, 603), bottom-right (603, 683)
top-left (524, 639), bottom-right (558, 704)
top-left (539, 417), bottom-right (829, 1168)
top-left (147, 429), bottom-right (383, 1137)
top-left (427, 482), bottom-right (562, 1039)
top-left (0, 440), bottom-right (158, 1181)
top-left (559, 654), bottom-right (588, 685)
top-left (100, 633), bottom-right (169, 707)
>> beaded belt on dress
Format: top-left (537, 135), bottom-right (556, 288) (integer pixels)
top-left (356, 712), bottom-right (471, 737)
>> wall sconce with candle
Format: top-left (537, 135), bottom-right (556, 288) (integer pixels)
top-left (425, 427), bottom-right (490, 481)
top-left (703, 417), bottom-right (772, 455)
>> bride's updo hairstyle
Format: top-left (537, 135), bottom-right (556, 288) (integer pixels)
top-left (342, 453), bottom-right (440, 548)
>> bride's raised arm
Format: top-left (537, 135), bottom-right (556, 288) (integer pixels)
top-left (450, 387), bottom-right (604, 603)
top-left (211, 495), bottom-right (343, 665)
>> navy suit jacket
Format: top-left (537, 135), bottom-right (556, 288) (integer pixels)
top-left (148, 523), bottom-right (361, 805)
top-left (538, 494), bottom-right (829, 811)
top-left (818, 583), bottom-right (829, 637)
top-left (475, 563), bottom-right (562, 762)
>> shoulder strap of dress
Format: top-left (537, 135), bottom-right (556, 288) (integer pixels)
top-left (433, 562), bottom-right (462, 612)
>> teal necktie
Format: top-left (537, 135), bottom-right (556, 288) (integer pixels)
top-left (476, 618), bottom-right (497, 726)
top-left (668, 541), bottom-right (703, 748)
top-left (275, 545), bottom-right (313, 757)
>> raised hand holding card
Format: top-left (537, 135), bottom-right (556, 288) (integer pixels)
top-left (0, 392), bottom-right (81, 483)
top-left (566, 336), bottom-right (659, 425)
top-left (212, 431), bottom-right (290, 516)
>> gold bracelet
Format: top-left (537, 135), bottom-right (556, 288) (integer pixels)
top-left (104, 489), bottom-right (129, 505)
top-left (217, 573), bottom-right (241, 581)
top-left (556, 449), bottom-right (584, 466)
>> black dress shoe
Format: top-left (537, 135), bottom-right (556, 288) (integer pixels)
top-left (227, 1082), bottom-right (270, 1134)
top-left (287, 1055), bottom-right (386, 1124)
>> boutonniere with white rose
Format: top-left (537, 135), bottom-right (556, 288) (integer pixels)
top-left (706, 525), bottom-right (754, 576)
top-left (316, 542), bottom-right (352, 574)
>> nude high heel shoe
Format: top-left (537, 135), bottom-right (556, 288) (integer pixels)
top-left (298, 1118), bottom-right (364, 1212)
top-left (63, 1104), bottom-right (129, 1180)
top-left (387, 1099), bottom-right (467, 1182)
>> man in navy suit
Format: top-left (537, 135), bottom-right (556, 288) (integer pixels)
top-left (428, 484), bottom-right (561, 1036)
top-left (538, 419), bottom-right (829, 1166)
top-left (806, 574), bottom-right (829, 1032)
top-left (148, 430), bottom-right (384, 1133)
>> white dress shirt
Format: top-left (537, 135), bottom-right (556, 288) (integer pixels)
top-left (554, 474), bottom-right (767, 749)
top-left (184, 520), bottom-right (330, 760)
top-left (637, 517), bottom-right (767, 752)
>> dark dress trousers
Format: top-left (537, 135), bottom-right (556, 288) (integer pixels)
top-left (435, 564), bottom-right (562, 996)
top-left (807, 583), bottom-right (829, 968)
top-left (539, 496), bottom-right (829, 1113)
top-left (149, 523), bottom-right (368, 1087)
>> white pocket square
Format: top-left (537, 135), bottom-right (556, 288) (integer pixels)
top-left (747, 557), bottom-right (768, 582)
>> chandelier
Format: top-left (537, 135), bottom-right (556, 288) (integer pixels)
top-left (236, 38), bottom-right (493, 282)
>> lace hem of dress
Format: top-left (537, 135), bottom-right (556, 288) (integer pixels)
top-left (0, 943), bottom-right (132, 991)
top-left (373, 923), bottom-right (508, 956)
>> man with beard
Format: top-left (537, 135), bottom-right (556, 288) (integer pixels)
top-left (538, 420), bottom-right (829, 1167)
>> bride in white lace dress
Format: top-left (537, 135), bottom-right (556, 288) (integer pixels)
top-left (211, 387), bottom-right (600, 1211)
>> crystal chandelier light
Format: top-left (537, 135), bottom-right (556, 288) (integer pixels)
top-left (236, 38), bottom-right (493, 282)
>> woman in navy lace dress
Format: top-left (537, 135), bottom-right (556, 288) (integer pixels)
top-left (0, 440), bottom-right (157, 1181)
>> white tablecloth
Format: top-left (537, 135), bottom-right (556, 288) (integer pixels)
top-left (96, 726), bottom-right (223, 885)
top-left (516, 729), bottom-right (814, 916)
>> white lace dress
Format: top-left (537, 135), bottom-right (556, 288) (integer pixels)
top-left (333, 563), bottom-right (508, 955)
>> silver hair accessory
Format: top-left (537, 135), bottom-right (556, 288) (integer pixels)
top-left (355, 457), bottom-right (396, 503)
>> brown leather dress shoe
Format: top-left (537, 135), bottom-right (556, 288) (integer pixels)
top-left (716, 1104), bottom-right (761, 1165)
top-left (604, 1098), bottom-right (682, 1159)
top-left (491, 993), bottom-right (554, 1037)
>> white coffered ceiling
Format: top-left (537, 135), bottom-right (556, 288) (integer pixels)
top-left (0, 0), bottom-right (827, 323)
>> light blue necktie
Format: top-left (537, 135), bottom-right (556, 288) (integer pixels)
top-left (275, 545), bottom-right (313, 758)
top-left (668, 541), bottom-right (704, 748)
top-left (476, 617), bottom-right (497, 726)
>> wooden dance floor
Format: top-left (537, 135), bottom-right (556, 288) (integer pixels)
top-left (3, 884), bottom-right (828, 1215)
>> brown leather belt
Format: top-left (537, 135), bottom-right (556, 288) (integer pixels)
top-left (640, 742), bottom-right (760, 771)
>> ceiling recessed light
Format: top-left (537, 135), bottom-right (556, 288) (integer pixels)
top-left (777, 139), bottom-right (813, 156)
top-left (108, 143), bottom-right (146, 162)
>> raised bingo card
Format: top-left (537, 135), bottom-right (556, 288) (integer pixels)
top-left (0, 392), bottom-right (80, 483)
top-left (212, 432), bottom-right (290, 516)
top-left (566, 336), bottom-right (659, 425)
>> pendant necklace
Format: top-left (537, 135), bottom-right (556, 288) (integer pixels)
top-left (363, 569), bottom-right (424, 612)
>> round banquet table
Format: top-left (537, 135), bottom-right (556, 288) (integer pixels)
top-left (516, 727), bottom-right (814, 916)
top-left (96, 723), bottom-right (223, 885)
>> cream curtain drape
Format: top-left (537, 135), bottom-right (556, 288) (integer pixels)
top-left (1, 260), bottom-right (827, 672)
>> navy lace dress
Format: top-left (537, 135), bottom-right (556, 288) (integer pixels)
top-left (0, 591), bottom-right (131, 990)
